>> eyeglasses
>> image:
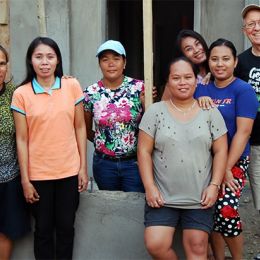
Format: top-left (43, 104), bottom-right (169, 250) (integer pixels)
top-left (243, 20), bottom-right (260, 29)
top-left (0, 61), bottom-right (7, 68)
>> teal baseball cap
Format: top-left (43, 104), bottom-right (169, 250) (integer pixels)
top-left (96, 40), bottom-right (126, 57)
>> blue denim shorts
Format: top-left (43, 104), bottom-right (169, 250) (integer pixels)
top-left (144, 203), bottom-right (214, 234)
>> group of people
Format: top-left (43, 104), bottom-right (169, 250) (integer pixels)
top-left (139, 4), bottom-right (260, 260)
top-left (0, 3), bottom-right (259, 260)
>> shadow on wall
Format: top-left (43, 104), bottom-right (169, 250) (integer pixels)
top-left (12, 191), bottom-right (184, 260)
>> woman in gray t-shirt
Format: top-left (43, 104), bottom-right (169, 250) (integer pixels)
top-left (138, 57), bottom-right (227, 259)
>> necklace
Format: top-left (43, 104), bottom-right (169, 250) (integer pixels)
top-left (170, 99), bottom-right (196, 116)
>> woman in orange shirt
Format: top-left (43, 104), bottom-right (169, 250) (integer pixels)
top-left (11, 37), bottom-right (87, 260)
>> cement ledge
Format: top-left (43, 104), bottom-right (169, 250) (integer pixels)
top-left (12, 191), bottom-right (184, 260)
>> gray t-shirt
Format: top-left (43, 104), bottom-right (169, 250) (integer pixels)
top-left (139, 101), bottom-right (227, 209)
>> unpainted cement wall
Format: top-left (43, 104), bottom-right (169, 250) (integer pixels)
top-left (12, 191), bottom-right (185, 260)
top-left (200, 0), bottom-right (244, 52)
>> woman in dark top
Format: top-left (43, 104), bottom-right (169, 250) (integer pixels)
top-left (0, 45), bottom-right (30, 260)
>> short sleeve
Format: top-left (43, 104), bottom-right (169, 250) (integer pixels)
top-left (83, 90), bottom-right (93, 112)
top-left (209, 107), bottom-right (227, 140)
top-left (234, 61), bottom-right (242, 78)
top-left (72, 79), bottom-right (84, 105)
top-left (138, 80), bottom-right (145, 92)
top-left (139, 103), bottom-right (160, 138)
top-left (234, 54), bottom-right (243, 78)
top-left (83, 83), bottom-right (98, 113)
top-left (194, 83), bottom-right (210, 99)
top-left (11, 89), bottom-right (26, 115)
top-left (236, 86), bottom-right (258, 119)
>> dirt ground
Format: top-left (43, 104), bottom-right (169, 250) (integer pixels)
top-left (224, 181), bottom-right (260, 259)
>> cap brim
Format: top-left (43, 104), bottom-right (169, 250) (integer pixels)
top-left (96, 49), bottom-right (125, 57)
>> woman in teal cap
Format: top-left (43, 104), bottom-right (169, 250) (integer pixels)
top-left (83, 40), bottom-right (145, 192)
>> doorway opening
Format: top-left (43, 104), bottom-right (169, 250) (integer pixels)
top-left (107, 0), bottom-right (194, 97)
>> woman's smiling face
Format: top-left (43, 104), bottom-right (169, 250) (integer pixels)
top-left (168, 59), bottom-right (197, 101)
top-left (209, 45), bottom-right (237, 82)
top-left (181, 36), bottom-right (207, 65)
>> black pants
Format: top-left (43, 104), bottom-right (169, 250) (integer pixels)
top-left (31, 175), bottom-right (79, 260)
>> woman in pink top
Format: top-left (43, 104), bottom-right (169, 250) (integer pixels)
top-left (11, 37), bottom-right (87, 260)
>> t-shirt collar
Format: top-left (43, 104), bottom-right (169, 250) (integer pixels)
top-left (98, 75), bottom-right (129, 91)
top-left (32, 77), bottom-right (61, 94)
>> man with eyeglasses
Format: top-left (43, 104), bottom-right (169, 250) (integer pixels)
top-left (235, 4), bottom-right (260, 259)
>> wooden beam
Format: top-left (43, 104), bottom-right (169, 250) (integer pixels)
top-left (37, 0), bottom-right (47, 36)
top-left (143, 0), bottom-right (153, 109)
top-left (0, 0), bottom-right (8, 24)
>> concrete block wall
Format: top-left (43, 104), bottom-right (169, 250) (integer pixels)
top-left (12, 191), bottom-right (185, 260)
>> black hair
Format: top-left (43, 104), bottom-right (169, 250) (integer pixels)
top-left (20, 37), bottom-right (63, 86)
top-left (209, 38), bottom-right (237, 59)
top-left (166, 56), bottom-right (199, 80)
top-left (0, 45), bottom-right (9, 63)
top-left (98, 50), bottom-right (126, 61)
top-left (174, 29), bottom-right (209, 73)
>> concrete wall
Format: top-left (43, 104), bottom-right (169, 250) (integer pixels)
top-left (9, 0), bottom-right (38, 83)
top-left (70, 0), bottom-right (106, 87)
top-left (69, 0), bottom-right (106, 176)
top-left (0, 0), bottom-right (10, 80)
top-left (9, 0), bottom-right (105, 86)
top-left (9, 0), bottom-right (71, 82)
top-left (199, 0), bottom-right (244, 53)
top-left (9, 0), bottom-right (106, 176)
top-left (11, 191), bottom-right (185, 260)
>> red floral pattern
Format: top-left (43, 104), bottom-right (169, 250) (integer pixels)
top-left (213, 157), bottom-right (249, 237)
top-left (220, 205), bottom-right (238, 218)
top-left (232, 166), bottom-right (244, 179)
top-left (84, 76), bottom-right (144, 157)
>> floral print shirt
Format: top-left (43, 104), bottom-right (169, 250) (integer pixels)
top-left (0, 82), bottom-right (19, 183)
top-left (83, 76), bottom-right (144, 157)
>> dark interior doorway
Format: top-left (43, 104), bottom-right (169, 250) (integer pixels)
top-left (107, 0), bottom-right (194, 97)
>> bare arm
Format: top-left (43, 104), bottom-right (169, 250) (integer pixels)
top-left (140, 86), bottom-right (158, 110)
top-left (75, 102), bottom-right (88, 192)
top-left (161, 83), bottom-right (171, 101)
top-left (13, 111), bottom-right (39, 203)
top-left (137, 130), bottom-right (164, 208)
top-left (201, 72), bottom-right (211, 85)
top-left (223, 117), bottom-right (254, 193)
top-left (201, 133), bottom-right (228, 208)
top-left (84, 110), bottom-right (95, 143)
top-left (211, 133), bottom-right (228, 186)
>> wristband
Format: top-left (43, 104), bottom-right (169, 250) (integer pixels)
top-left (209, 182), bottom-right (220, 190)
